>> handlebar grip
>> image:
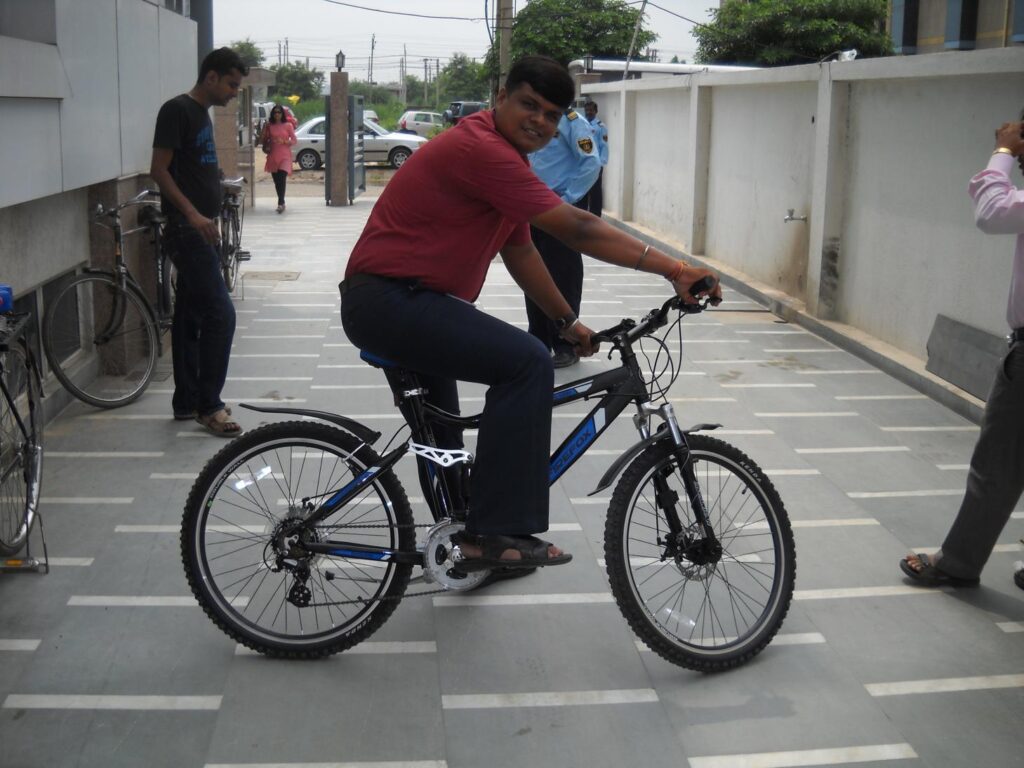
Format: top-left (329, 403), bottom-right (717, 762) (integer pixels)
top-left (688, 275), bottom-right (717, 296)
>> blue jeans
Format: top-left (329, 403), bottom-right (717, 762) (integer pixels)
top-left (340, 276), bottom-right (554, 535)
top-left (165, 226), bottom-right (235, 418)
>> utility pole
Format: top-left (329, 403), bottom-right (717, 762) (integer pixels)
top-left (423, 58), bottom-right (429, 104)
top-left (277, 41), bottom-right (282, 66)
top-left (284, 37), bottom-right (289, 63)
top-left (400, 45), bottom-right (407, 105)
top-left (368, 34), bottom-right (376, 103)
top-left (435, 58), bottom-right (440, 105)
top-left (497, 0), bottom-right (513, 88)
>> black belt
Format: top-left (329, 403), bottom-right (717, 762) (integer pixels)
top-left (339, 273), bottom-right (420, 296)
top-left (1010, 328), bottom-right (1024, 344)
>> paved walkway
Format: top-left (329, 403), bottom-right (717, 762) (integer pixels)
top-left (2, 197), bottom-right (1022, 768)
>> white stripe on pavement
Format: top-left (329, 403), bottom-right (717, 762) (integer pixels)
top-left (687, 743), bottom-right (917, 768)
top-left (441, 688), bottom-right (657, 709)
top-left (433, 593), bottom-right (613, 607)
top-left (866, 674), bottom-right (1024, 697)
top-left (3, 694), bottom-right (222, 710)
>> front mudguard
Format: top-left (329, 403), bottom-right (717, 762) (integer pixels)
top-left (589, 422), bottom-right (721, 496)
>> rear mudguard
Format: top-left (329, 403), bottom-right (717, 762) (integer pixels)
top-left (589, 422), bottom-right (721, 496)
top-left (238, 403), bottom-right (381, 445)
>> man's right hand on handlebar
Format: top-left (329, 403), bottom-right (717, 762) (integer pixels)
top-left (669, 265), bottom-right (722, 306)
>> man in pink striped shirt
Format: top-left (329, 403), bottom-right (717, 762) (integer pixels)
top-left (901, 119), bottom-right (1024, 591)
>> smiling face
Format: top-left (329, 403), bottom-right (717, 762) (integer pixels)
top-left (493, 83), bottom-right (563, 155)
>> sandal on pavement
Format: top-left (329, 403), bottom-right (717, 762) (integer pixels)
top-left (899, 552), bottom-right (980, 587)
top-left (175, 406), bottom-right (230, 421)
top-left (1014, 561), bottom-right (1024, 591)
top-left (454, 532), bottom-right (571, 573)
top-left (196, 409), bottom-right (243, 438)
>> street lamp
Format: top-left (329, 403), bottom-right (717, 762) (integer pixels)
top-left (335, 50), bottom-right (346, 71)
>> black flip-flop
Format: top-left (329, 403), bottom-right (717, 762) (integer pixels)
top-left (454, 532), bottom-right (572, 573)
top-left (899, 552), bottom-right (980, 587)
top-left (1014, 563), bottom-right (1024, 591)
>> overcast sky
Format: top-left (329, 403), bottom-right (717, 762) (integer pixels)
top-left (212, 0), bottom-right (715, 82)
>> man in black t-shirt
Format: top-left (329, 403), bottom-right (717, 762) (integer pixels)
top-left (151, 48), bottom-right (247, 436)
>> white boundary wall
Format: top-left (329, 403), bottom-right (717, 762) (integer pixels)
top-left (585, 47), bottom-right (1024, 359)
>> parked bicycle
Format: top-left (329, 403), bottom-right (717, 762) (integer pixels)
top-left (218, 176), bottom-right (250, 292)
top-left (0, 310), bottom-right (43, 557)
top-left (181, 287), bottom-right (796, 672)
top-left (42, 189), bottom-right (172, 408)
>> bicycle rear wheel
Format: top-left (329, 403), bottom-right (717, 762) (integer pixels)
top-left (0, 341), bottom-right (42, 556)
top-left (181, 421), bottom-right (415, 658)
top-left (605, 434), bottom-right (795, 672)
top-left (43, 273), bottom-right (158, 408)
top-left (220, 207), bottom-right (240, 292)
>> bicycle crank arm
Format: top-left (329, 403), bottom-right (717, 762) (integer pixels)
top-left (303, 541), bottom-right (423, 565)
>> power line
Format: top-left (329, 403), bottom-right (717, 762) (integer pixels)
top-left (319, 0), bottom-right (486, 21)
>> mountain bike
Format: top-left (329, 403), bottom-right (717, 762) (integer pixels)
top-left (218, 176), bottom-right (250, 292)
top-left (181, 288), bottom-right (796, 672)
top-left (42, 189), bottom-right (172, 408)
top-left (0, 310), bottom-right (44, 557)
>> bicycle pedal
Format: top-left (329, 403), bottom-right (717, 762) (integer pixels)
top-left (236, 250), bottom-right (252, 262)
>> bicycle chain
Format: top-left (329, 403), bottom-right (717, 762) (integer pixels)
top-left (305, 520), bottom-right (458, 606)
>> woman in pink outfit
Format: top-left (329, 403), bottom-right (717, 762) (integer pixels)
top-left (261, 104), bottom-right (297, 213)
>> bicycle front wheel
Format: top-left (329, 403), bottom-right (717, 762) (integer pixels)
top-left (43, 274), bottom-right (157, 408)
top-left (182, 421), bottom-right (415, 658)
top-left (0, 340), bottom-right (42, 556)
top-left (605, 434), bottom-right (796, 672)
top-left (220, 208), bottom-right (240, 292)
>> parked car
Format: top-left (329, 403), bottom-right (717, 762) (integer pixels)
top-left (398, 110), bottom-right (443, 137)
top-left (364, 109), bottom-right (380, 123)
top-left (442, 100), bottom-right (488, 125)
top-left (292, 116), bottom-right (427, 170)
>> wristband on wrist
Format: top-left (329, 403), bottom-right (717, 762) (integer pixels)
top-left (993, 147), bottom-right (1015, 156)
top-left (665, 261), bottom-right (686, 283)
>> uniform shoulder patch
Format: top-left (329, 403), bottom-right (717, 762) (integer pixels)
top-left (577, 137), bottom-right (594, 154)
top-left (567, 111), bottom-right (579, 121)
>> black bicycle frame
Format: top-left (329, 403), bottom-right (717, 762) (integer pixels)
top-left (299, 361), bottom-right (654, 565)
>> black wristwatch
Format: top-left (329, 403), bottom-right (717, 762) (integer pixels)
top-left (555, 312), bottom-right (578, 332)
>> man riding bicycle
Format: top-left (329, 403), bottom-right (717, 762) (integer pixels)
top-left (340, 56), bottom-right (720, 573)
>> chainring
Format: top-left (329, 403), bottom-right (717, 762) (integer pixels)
top-left (421, 520), bottom-right (488, 591)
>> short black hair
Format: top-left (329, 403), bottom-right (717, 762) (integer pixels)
top-left (584, 100), bottom-right (597, 110)
top-left (506, 56), bottom-right (574, 110)
top-left (196, 47), bottom-right (249, 85)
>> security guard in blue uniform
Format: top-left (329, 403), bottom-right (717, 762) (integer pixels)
top-left (583, 100), bottom-right (608, 217)
top-left (526, 108), bottom-right (601, 367)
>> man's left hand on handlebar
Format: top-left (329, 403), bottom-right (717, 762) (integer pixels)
top-left (670, 265), bottom-right (722, 306)
top-left (560, 319), bottom-right (599, 357)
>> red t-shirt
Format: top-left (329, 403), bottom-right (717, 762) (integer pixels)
top-left (346, 110), bottom-right (563, 301)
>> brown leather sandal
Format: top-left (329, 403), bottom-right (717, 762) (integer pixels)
top-left (196, 409), bottom-right (243, 438)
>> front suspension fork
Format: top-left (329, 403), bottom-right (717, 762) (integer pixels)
top-left (636, 402), bottom-right (717, 543)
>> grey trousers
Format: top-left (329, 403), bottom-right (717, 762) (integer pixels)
top-left (939, 341), bottom-right (1024, 579)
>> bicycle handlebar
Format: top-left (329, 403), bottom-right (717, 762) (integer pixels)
top-left (93, 189), bottom-right (161, 220)
top-left (591, 275), bottom-right (717, 347)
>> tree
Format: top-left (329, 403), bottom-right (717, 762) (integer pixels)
top-left (269, 61), bottom-right (325, 103)
top-left (438, 53), bottom-right (488, 104)
top-left (694, 0), bottom-right (892, 67)
top-left (229, 38), bottom-right (265, 69)
top-left (484, 0), bottom-right (657, 78)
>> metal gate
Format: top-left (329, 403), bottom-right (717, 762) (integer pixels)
top-left (348, 94), bottom-right (365, 204)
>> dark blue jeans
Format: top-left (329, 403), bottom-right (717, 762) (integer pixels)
top-left (340, 276), bottom-right (554, 536)
top-left (165, 225), bottom-right (236, 418)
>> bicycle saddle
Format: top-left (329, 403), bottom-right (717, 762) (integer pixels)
top-left (359, 349), bottom-right (400, 369)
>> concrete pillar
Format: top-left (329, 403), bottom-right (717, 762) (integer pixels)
top-left (805, 69), bottom-right (849, 319)
top-left (684, 84), bottom-right (711, 254)
top-left (327, 72), bottom-right (350, 206)
top-left (620, 89), bottom-right (637, 221)
top-left (213, 103), bottom-right (238, 179)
